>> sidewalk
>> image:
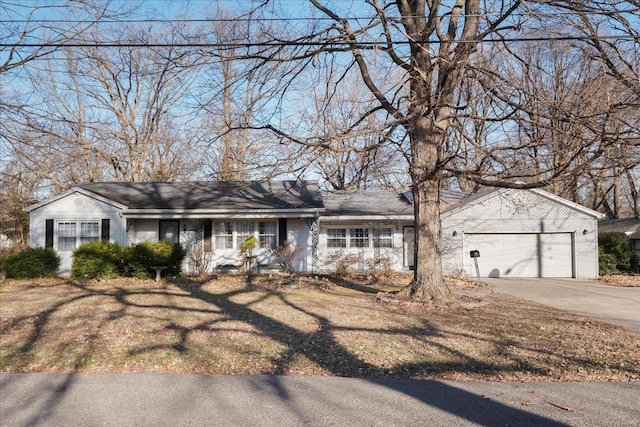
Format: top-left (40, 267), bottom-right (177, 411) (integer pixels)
top-left (1, 374), bottom-right (639, 426)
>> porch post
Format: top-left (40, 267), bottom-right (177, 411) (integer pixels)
top-left (307, 218), bottom-right (319, 274)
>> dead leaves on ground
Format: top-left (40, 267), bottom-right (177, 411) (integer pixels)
top-left (1, 274), bottom-right (639, 381)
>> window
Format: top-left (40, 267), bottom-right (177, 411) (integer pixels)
top-left (349, 228), bottom-right (369, 248)
top-left (374, 227), bottom-right (393, 248)
top-left (236, 221), bottom-right (254, 248)
top-left (216, 222), bottom-right (233, 249)
top-left (58, 222), bottom-right (77, 251)
top-left (259, 222), bottom-right (276, 248)
top-left (80, 222), bottom-right (100, 245)
top-left (213, 221), bottom-right (278, 250)
top-left (327, 228), bottom-right (347, 248)
top-left (159, 220), bottom-right (180, 243)
top-left (57, 221), bottom-right (100, 251)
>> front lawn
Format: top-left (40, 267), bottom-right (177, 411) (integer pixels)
top-left (1, 275), bottom-right (639, 381)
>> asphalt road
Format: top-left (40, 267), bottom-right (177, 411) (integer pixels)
top-left (483, 278), bottom-right (640, 335)
top-left (1, 373), bottom-right (639, 426)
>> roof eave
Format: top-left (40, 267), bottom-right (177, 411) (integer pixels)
top-left (320, 215), bottom-right (414, 221)
top-left (122, 208), bottom-right (324, 219)
top-left (25, 187), bottom-right (128, 212)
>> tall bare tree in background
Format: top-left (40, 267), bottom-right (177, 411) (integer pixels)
top-left (548, 0), bottom-right (640, 218)
top-left (6, 23), bottom-right (206, 187)
top-left (0, 0), bottom-right (126, 245)
top-left (197, 7), bottom-right (303, 181)
top-left (299, 81), bottom-right (408, 190)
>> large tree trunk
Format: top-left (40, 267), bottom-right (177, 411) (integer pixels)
top-left (411, 177), bottom-right (448, 299)
top-left (408, 117), bottom-right (449, 299)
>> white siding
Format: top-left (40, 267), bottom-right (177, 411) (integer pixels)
top-left (317, 221), bottom-right (409, 273)
top-left (441, 189), bottom-right (600, 279)
top-left (29, 191), bottom-right (125, 275)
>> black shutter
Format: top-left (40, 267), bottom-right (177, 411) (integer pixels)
top-left (204, 220), bottom-right (213, 252)
top-left (278, 218), bottom-right (287, 246)
top-left (45, 219), bottom-right (54, 248)
top-left (101, 219), bottom-right (110, 241)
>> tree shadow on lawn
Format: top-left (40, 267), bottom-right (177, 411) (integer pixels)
top-left (321, 274), bottom-right (408, 294)
top-left (3, 276), bottom-right (627, 425)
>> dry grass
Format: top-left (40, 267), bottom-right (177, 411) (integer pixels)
top-left (599, 274), bottom-right (640, 287)
top-left (1, 274), bottom-right (639, 381)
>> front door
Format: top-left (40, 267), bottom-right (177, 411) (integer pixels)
top-left (403, 226), bottom-right (415, 269)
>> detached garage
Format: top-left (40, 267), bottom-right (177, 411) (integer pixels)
top-left (440, 188), bottom-right (604, 279)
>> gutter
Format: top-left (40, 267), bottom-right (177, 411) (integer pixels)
top-left (122, 208), bottom-right (324, 219)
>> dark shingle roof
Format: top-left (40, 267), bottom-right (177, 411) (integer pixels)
top-left (321, 189), bottom-right (474, 217)
top-left (598, 218), bottom-right (640, 236)
top-left (78, 181), bottom-right (324, 210)
top-left (322, 190), bottom-right (413, 216)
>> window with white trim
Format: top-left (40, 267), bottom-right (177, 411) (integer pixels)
top-left (236, 221), bottom-right (254, 248)
top-left (349, 228), bottom-right (369, 248)
top-left (58, 222), bottom-right (77, 251)
top-left (215, 222), bottom-right (233, 249)
top-left (80, 222), bottom-right (100, 244)
top-left (213, 221), bottom-right (278, 250)
top-left (258, 222), bottom-right (276, 248)
top-left (57, 221), bottom-right (100, 252)
top-left (373, 227), bottom-right (393, 248)
top-left (327, 228), bottom-right (347, 248)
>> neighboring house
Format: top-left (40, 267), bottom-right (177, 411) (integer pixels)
top-left (598, 217), bottom-right (640, 252)
top-left (26, 181), bottom-right (604, 278)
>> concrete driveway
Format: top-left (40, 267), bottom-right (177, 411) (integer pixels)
top-left (483, 278), bottom-right (640, 335)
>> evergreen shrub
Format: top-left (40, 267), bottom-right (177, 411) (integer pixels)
top-left (2, 247), bottom-right (60, 279)
top-left (125, 241), bottom-right (186, 279)
top-left (71, 240), bottom-right (124, 280)
top-left (598, 232), bottom-right (639, 274)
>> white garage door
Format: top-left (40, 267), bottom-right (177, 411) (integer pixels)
top-left (464, 233), bottom-right (573, 278)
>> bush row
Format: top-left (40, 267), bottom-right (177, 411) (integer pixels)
top-left (71, 240), bottom-right (185, 280)
top-left (1, 241), bottom-right (185, 280)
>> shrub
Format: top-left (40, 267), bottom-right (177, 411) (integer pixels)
top-left (326, 250), bottom-right (359, 278)
top-left (185, 240), bottom-right (213, 277)
top-left (71, 240), bottom-right (124, 280)
top-left (2, 247), bottom-right (60, 279)
top-left (631, 251), bottom-right (640, 274)
top-left (239, 235), bottom-right (258, 257)
top-left (124, 241), bottom-right (186, 279)
top-left (598, 232), bottom-right (638, 274)
top-left (269, 241), bottom-right (303, 274)
top-left (365, 256), bottom-right (393, 281)
top-left (599, 253), bottom-right (619, 275)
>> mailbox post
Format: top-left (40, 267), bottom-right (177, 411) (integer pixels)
top-left (470, 250), bottom-right (481, 285)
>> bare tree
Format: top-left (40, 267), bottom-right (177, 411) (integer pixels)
top-left (197, 8), bottom-right (302, 181)
top-left (0, 0), bottom-right (124, 74)
top-left (238, 1), bottom-right (530, 298)
top-left (233, 1), bottom-right (640, 298)
top-left (7, 22), bottom-right (207, 187)
top-left (300, 81), bottom-right (409, 191)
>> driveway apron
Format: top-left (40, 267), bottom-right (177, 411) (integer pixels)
top-left (483, 278), bottom-right (640, 335)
